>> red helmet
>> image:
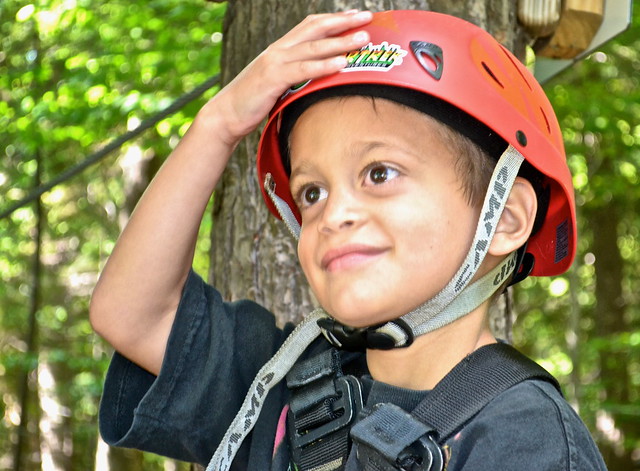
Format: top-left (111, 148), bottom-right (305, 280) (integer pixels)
top-left (257, 10), bottom-right (576, 276)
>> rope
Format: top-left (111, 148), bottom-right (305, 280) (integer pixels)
top-left (0, 74), bottom-right (221, 220)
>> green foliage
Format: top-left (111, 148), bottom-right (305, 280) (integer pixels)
top-left (1, 0), bottom-right (224, 469)
top-left (2, 0), bottom-right (639, 469)
top-left (514, 1), bottom-right (640, 464)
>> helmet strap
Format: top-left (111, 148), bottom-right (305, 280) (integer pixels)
top-left (264, 173), bottom-right (301, 239)
top-left (213, 146), bottom-right (526, 466)
top-left (265, 145), bottom-right (525, 348)
top-left (394, 145), bottom-right (524, 341)
top-left (317, 250), bottom-right (519, 351)
top-left (316, 145), bottom-right (526, 349)
top-left (508, 241), bottom-right (535, 286)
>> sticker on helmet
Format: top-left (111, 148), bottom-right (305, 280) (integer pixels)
top-left (343, 42), bottom-right (408, 72)
top-left (281, 80), bottom-right (311, 100)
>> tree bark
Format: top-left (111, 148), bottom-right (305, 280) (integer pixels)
top-left (198, 3), bottom-right (530, 471)
top-left (13, 151), bottom-right (43, 471)
top-left (590, 160), bottom-right (634, 470)
top-left (211, 0), bottom-right (529, 337)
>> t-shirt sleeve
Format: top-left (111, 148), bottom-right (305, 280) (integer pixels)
top-left (444, 380), bottom-right (607, 470)
top-left (98, 269), bottom-right (291, 466)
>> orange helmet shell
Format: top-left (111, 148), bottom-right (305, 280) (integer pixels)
top-left (256, 10), bottom-right (576, 276)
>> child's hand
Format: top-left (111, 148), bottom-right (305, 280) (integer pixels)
top-left (209, 10), bottom-right (373, 145)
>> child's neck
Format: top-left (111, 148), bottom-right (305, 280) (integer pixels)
top-left (365, 303), bottom-right (495, 390)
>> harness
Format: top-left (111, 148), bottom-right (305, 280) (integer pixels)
top-left (286, 342), bottom-right (560, 471)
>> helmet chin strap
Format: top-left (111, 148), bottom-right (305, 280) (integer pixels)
top-left (373, 144), bottom-right (525, 346)
top-left (266, 144), bottom-right (525, 348)
top-left (209, 145), bottom-right (525, 469)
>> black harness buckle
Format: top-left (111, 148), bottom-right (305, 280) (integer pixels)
top-left (290, 375), bottom-right (363, 448)
top-left (351, 403), bottom-right (444, 471)
top-left (396, 434), bottom-right (444, 471)
top-left (318, 317), bottom-right (414, 351)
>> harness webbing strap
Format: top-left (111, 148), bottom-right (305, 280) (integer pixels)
top-left (349, 343), bottom-right (560, 470)
top-left (206, 309), bottom-right (328, 471)
top-left (287, 350), bottom-right (364, 471)
top-left (412, 342), bottom-right (560, 443)
top-left (216, 147), bottom-right (532, 469)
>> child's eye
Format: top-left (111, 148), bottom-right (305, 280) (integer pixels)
top-left (298, 185), bottom-right (328, 207)
top-left (366, 164), bottom-right (399, 185)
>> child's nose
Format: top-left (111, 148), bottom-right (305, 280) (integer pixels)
top-left (319, 190), bottom-right (363, 233)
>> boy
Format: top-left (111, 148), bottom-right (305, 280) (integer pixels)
top-left (90, 10), bottom-right (606, 470)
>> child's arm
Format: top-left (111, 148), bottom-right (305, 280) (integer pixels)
top-left (89, 11), bottom-right (372, 375)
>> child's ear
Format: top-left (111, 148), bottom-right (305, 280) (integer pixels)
top-left (489, 177), bottom-right (538, 256)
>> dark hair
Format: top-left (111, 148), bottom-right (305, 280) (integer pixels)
top-left (278, 85), bottom-right (548, 229)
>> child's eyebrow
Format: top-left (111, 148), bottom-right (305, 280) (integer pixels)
top-left (357, 139), bottom-right (426, 162)
top-left (289, 160), bottom-right (317, 186)
top-left (289, 142), bottom-right (385, 184)
top-left (289, 140), bottom-right (423, 185)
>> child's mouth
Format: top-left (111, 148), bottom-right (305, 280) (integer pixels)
top-left (321, 244), bottom-right (389, 272)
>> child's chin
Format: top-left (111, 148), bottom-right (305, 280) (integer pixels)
top-left (330, 313), bottom-right (394, 330)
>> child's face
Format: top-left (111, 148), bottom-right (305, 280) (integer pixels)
top-left (288, 96), bottom-right (480, 328)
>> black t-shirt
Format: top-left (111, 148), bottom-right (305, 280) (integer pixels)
top-left (99, 270), bottom-right (606, 470)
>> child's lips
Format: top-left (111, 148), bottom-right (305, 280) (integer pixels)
top-left (321, 244), bottom-right (389, 272)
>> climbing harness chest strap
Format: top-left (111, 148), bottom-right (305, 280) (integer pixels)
top-left (289, 343), bottom-right (560, 471)
top-left (286, 348), bottom-right (365, 471)
top-left (413, 342), bottom-right (560, 441)
top-left (351, 342), bottom-right (561, 470)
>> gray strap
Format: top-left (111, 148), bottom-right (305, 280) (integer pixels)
top-left (374, 250), bottom-right (518, 341)
top-left (267, 145), bottom-right (525, 347)
top-left (264, 173), bottom-right (301, 239)
top-left (380, 145), bottom-right (524, 344)
top-left (206, 308), bottom-right (328, 471)
top-left (224, 145), bottom-right (522, 469)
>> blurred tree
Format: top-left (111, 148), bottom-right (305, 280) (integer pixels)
top-left (210, 0), bottom-right (531, 343)
top-left (0, 0), bottom-right (223, 469)
top-left (515, 2), bottom-right (640, 467)
top-left (1, 0), bottom-right (638, 469)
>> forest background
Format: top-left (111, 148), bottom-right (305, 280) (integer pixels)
top-left (0, 0), bottom-right (638, 470)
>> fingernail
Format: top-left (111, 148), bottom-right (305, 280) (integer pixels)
top-left (353, 11), bottom-right (372, 20)
top-left (353, 31), bottom-right (369, 42)
top-left (333, 56), bottom-right (348, 67)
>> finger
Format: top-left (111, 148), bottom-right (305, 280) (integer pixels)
top-left (290, 55), bottom-right (350, 82)
top-left (280, 10), bottom-right (372, 47)
top-left (289, 29), bottom-right (370, 62)
top-left (259, 29), bottom-right (367, 91)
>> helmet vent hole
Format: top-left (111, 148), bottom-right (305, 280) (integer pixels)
top-left (540, 107), bottom-right (551, 134)
top-left (499, 45), bottom-right (533, 91)
top-left (516, 130), bottom-right (528, 146)
top-left (481, 62), bottom-right (504, 88)
top-left (410, 41), bottom-right (444, 81)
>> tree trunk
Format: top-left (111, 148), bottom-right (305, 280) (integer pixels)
top-left (201, 3), bottom-right (529, 471)
top-left (590, 163), bottom-right (635, 470)
top-left (38, 363), bottom-right (71, 471)
top-left (13, 151), bottom-right (43, 471)
top-left (211, 0), bottom-right (529, 336)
